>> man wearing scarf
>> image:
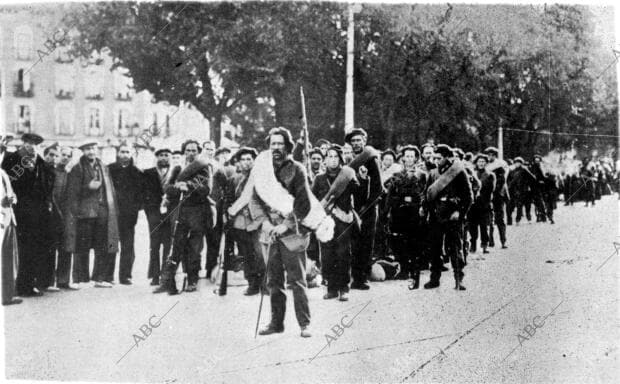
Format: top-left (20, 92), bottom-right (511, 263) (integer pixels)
top-left (154, 140), bottom-right (211, 294)
top-left (424, 144), bottom-right (473, 290)
top-left (346, 128), bottom-right (383, 290)
top-left (144, 148), bottom-right (172, 286)
top-left (311, 144), bottom-right (359, 301)
top-left (229, 127), bottom-right (334, 338)
top-left (64, 141), bottom-right (119, 288)
top-left (1, 133), bottom-right (55, 296)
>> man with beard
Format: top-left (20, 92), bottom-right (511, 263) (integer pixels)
top-left (385, 145), bottom-right (426, 289)
top-left (342, 144), bottom-right (354, 165)
top-left (45, 145), bottom-right (79, 290)
top-left (530, 155), bottom-right (548, 222)
top-left (65, 141), bottom-right (120, 288)
top-left (424, 144), bottom-right (473, 290)
top-left (1, 133), bottom-right (55, 296)
top-left (109, 143), bottom-right (144, 285)
top-left (345, 128), bottom-right (383, 290)
top-left (154, 140), bottom-right (211, 294)
top-left (244, 127), bottom-right (333, 337)
top-left (225, 147), bottom-right (264, 295)
top-left (143, 148), bottom-right (172, 286)
top-left (484, 147), bottom-right (509, 249)
top-left (312, 144), bottom-right (359, 300)
top-left (468, 154), bottom-right (495, 254)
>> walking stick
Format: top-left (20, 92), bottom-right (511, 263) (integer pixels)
top-left (254, 239), bottom-right (273, 338)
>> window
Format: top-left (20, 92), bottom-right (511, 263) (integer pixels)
top-left (55, 64), bottom-right (75, 98)
top-left (113, 67), bottom-right (133, 100)
top-left (14, 104), bottom-right (32, 133)
top-left (55, 103), bottom-right (74, 135)
top-left (14, 26), bottom-right (33, 60)
top-left (84, 65), bottom-right (104, 99)
top-left (54, 46), bottom-right (73, 63)
top-left (14, 68), bottom-right (33, 97)
top-left (85, 105), bottom-right (103, 136)
top-left (114, 107), bottom-right (133, 137)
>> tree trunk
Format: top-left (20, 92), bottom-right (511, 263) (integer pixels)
top-left (210, 115), bottom-right (222, 147)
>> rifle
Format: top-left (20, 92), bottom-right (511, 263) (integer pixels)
top-left (300, 86), bottom-right (311, 175)
top-left (213, 227), bottom-right (228, 296)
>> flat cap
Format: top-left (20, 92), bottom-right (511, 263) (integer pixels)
top-left (22, 133), bottom-right (44, 145)
top-left (344, 128), bottom-right (368, 143)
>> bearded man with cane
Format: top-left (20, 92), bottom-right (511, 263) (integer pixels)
top-left (229, 127), bottom-right (334, 338)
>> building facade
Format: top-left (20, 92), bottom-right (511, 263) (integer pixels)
top-left (0, 5), bottom-right (210, 161)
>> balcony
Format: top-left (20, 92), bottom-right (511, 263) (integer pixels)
top-left (115, 92), bottom-right (133, 101)
top-left (55, 89), bottom-right (75, 99)
top-left (14, 81), bottom-right (34, 97)
top-left (85, 93), bottom-right (104, 100)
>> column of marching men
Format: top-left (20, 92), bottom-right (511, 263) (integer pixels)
top-left (0, 130), bottom-right (618, 338)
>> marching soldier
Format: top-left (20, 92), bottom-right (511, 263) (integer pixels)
top-left (385, 145), bottom-right (426, 288)
top-left (506, 157), bottom-right (536, 225)
top-left (468, 154), bottom-right (495, 254)
top-left (311, 144), bottom-right (359, 300)
top-left (424, 144), bottom-right (473, 290)
top-left (484, 147), bottom-right (509, 249)
top-left (530, 155), bottom-right (548, 222)
top-left (154, 140), bottom-right (211, 294)
top-left (346, 128), bottom-right (383, 290)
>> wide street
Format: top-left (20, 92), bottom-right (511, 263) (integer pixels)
top-left (3, 196), bottom-right (619, 383)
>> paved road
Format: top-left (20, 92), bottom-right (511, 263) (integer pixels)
top-left (3, 196), bottom-right (619, 383)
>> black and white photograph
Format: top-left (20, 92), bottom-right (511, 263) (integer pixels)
top-left (0, 0), bottom-right (619, 383)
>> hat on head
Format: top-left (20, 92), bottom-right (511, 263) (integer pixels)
top-left (453, 147), bottom-right (465, 160)
top-left (464, 152), bottom-right (474, 162)
top-left (435, 144), bottom-right (453, 158)
top-left (22, 133), bottom-right (44, 145)
top-left (399, 145), bottom-right (420, 159)
top-left (513, 156), bottom-right (525, 164)
top-left (484, 146), bottom-right (499, 156)
top-left (78, 140), bottom-right (99, 150)
top-left (473, 153), bottom-right (489, 164)
top-left (421, 142), bottom-right (436, 152)
top-left (325, 144), bottom-right (344, 164)
top-left (533, 154), bottom-right (543, 161)
top-left (172, 150), bottom-right (182, 156)
top-left (154, 148), bottom-right (172, 156)
top-left (381, 149), bottom-right (397, 160)
top-left (215, 147), bottom-right (232, 157)
top-left (344, 128), bottom-right (368, 144)
top-left (315, 139), bottom-right (330, 147)
top-left (233, 146), bottom-right (258, 162)
top-left (309, 147), bottom-right (324, 159)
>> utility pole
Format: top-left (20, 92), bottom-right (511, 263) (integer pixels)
top-left (498, 124), bottom-right (504, 160)
top-left (344, 3), bottom-right (362, 134)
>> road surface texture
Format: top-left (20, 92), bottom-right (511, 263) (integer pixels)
top-left (3, 195), bottom-right (619, 383)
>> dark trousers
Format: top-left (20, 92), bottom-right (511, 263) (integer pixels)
top-left (468, 208), bottom-right (490, 248)
top-left (512, 196), bottom-right (531, 223)
top-left (322, 219), bottom-right (352, 291)
top-left (351, 207), bottom-right (377, 284)
top-left (51, 216), bottom-right (72, 286)
top-left (14, 209), bottom-right (51, 294)
top-left (266, 239), bottom-right (310, 328)
top-left (531, 188), bottom-right (547, 221)
top-left (167, 221), bottom-right (203, 285)
top-left (2, 224), bottom-right (18, 303)
top-left (205, 224), bottom-right (221, 277)
top-left (429, 219), bottom-right (465, 283)
top-left (74, 216), bottom-right (113, 283)
top-left (489, 199), bottom-right (507, 246)
top-left (146, 209), bottom-right (171, 280)
top-left (232, 228), bottom-right (264, 289)
top-left (118, 213), bottom-right (137, 281)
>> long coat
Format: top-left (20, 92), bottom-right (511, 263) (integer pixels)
top-left (64, 156), bottom-right (120, 253)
